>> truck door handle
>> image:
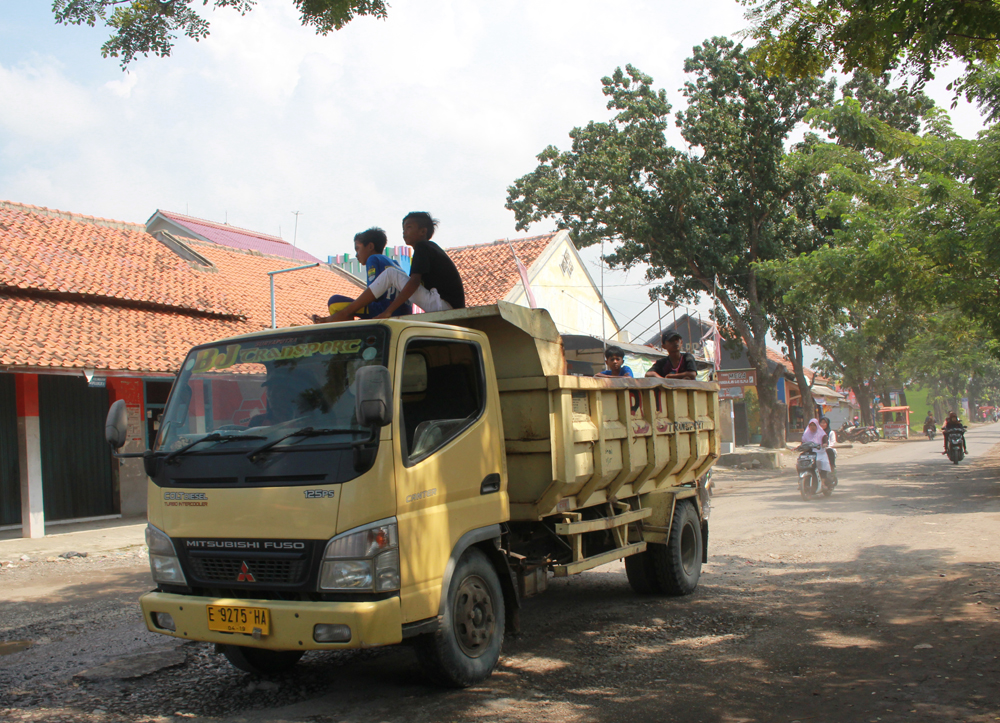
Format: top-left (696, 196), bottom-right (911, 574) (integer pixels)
top-left (480, 473), bottom-right (501, 495)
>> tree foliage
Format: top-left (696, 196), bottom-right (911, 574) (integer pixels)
top-left (507, 38), bottom-right (835, 447)
top-left (759, 70), bottom-right (1000, 423)
top-left (900, 308), bottom-right (1000, 415)
top-left (52, 0), bottom-right (387, 67)
top-left (741, 0), bottom-right (1000, 117)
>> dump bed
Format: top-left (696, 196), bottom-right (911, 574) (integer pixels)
top-left (417, 303), bottom-right (720, 521)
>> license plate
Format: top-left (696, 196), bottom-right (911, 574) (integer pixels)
top-left (206, 605), bottom-right (271, 635)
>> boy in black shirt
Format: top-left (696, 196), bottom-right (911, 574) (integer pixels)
top-left (324, 212), bottom-right (464, 322)
top-left (646, 331), bottom-right (698, 380)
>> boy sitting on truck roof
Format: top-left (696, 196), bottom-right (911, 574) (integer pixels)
top-left (321, 212), bottom-right (465, 321)
top-left (595, 346), bottom-right (634, 377)
top-left (315, 228), bottom-right (413, 322)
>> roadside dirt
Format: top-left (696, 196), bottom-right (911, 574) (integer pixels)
top-left (1, 429), bottom-right (998, 723)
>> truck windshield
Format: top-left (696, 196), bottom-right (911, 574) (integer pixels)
top-left (155, 327), bottom-right (388, 455)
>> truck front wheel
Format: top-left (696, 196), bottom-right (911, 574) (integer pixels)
top-left (417, 547), bottom-right (505, 687)
top-left (220, 645), bottom-right (304, 675)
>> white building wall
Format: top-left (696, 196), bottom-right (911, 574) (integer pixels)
top-left (505, 232), bottom-right (620, 340)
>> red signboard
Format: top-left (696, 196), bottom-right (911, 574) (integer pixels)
top-left (718, 369), bottom-right (757, 387)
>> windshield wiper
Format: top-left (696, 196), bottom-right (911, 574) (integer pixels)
top-left (164, 433), bottom-right (267, 463)
top-left (246, 427), bottom-right (368, 461)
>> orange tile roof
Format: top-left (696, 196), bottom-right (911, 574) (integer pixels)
top-left (188, 240), bottom-right (363, 329)
top-left (0, 201), bottom-right (364, 374)
top-left (0, 201), bottom-right (243, 318)
top-left (447, 234), bottom-right (555, 307)
top-left (0, 294), bottom-right (248, 373)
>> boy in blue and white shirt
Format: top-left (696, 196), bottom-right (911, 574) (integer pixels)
top-left (322, 227), bottom-right (413, 320)
top-left (596, 346), bottom-right (634, 377)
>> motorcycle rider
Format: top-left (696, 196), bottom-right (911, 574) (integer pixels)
top-left (942, 411), bottom-right (968, 455)
top-left (802, 418), bottom-right (835, 486)
top-left (818, 417), bottom-right (838, 477)
top-left (923, 411), bottom-right (936, 438)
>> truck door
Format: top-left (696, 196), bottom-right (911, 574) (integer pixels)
top-left (392, 332), bottom-right (506, 624)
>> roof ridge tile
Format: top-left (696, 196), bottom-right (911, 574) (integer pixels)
top-left (0, 199), bottom-right (145, 233)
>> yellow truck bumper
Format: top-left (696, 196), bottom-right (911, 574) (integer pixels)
top-left (139, 592), bottom-right (403, 650)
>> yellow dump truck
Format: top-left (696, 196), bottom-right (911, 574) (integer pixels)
top-left (105, 302), bottom-right (719, 686)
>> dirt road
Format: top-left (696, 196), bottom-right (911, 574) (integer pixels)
top-left (2, 426), bottom-right (998, 723)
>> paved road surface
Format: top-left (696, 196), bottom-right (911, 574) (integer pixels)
top-left (1, 425), bottom-right (997, 723)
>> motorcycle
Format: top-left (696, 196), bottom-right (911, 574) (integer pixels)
top-left (944, 427), bottom-right (966, 464)
top-left (795, 442), bottom-right (836, 500)
top-left (924, 424), bottom-right (936, 441)
top-left (865, 426), bottom-right (881, 443)
top-left (838, 423), bottom-right (868, 444)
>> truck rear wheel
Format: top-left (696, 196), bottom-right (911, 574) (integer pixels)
top-left (626, 500), bottom-right (703, 596)
top-left (652, 500), bottom-right (702, 596)
top-left (416, 547), bottom-right (505, 688)
top-left (625, 547), bottom-right (663, 594)
top-left (220, 645), bottom-right (304, 675)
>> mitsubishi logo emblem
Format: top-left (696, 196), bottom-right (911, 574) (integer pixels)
top-left (237, 561), bottom-right (256, 582)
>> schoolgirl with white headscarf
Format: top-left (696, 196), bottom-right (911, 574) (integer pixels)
top-left (800, 418), bottom-right (832, 472)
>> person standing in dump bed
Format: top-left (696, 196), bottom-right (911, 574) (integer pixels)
top-left (595, 346), bottom-right (634, 377)
top-left (314, 227), bottom-right (412, 323)
top-left (645, 331), bottom-right (698, 380)
top-left (325, 212), bottom-right (464, 322)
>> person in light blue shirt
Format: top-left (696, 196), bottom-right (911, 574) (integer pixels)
top-left (596, 346), bottom-right (634, 377)
top-left (316, 227), bottom-right (413, 321)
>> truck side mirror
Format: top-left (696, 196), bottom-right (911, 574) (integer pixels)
top-left (355, 365), bottom-right (393, 427)
top-left (105, 399), bottom-right (128, 449)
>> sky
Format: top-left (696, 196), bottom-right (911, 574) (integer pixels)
top-left (0, 1), bottom-right (989, 354)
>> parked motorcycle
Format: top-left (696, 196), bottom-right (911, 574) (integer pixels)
top-left (795, 442), bottom-right (836, 500)
top-left (864, 426), bottom-right (881, 443)
top-left (839, 423), bottom-right (868, 444)
top-left (944, 427), bottom-right (966, 464)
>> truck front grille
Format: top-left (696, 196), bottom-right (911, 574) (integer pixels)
top-left (188, 557), bottom-right (308, 585)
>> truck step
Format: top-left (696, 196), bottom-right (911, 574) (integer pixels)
top-left (551, 542), bottom-right (646, 577)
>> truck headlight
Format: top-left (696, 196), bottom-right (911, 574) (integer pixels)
top-left (145, 524), bottom-right (187, 585)
top-left (319, 518), bottom-right (399, 592)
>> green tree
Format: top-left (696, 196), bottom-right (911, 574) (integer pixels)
top-left (758, 73), bottom-right (950, 424)
top-left (741, 0), bottom-right (1000, 116)
top-left (52, 0), bottom-right (387, 67)
top-left (507, 38), bottom-right (835, 448)
top-left (900, 308), bottom-right (1000, 417)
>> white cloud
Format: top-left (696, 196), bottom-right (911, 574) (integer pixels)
top-left (0, 57), bottom-right (100, 142)
top-left (103, 70), bottom-right (138, 98)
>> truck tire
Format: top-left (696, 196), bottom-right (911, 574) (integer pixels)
top-left (220, 645), bottom-right (304, 675)
top-left (651, 500), bottom-right (702, 596)
top-left (416, 547), bottom-right (505, 688)
top-left (625, 548), bottom-right (663, 594)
